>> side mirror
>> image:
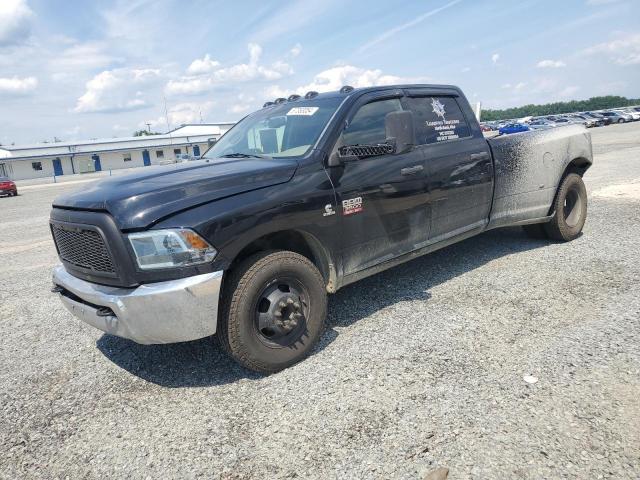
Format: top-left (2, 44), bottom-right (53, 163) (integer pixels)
top-left (385, 110), bottom-right (415, 154)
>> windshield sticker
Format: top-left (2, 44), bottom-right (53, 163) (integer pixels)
top-left (426, 97), bottom-right (460, 142)
top-left (286, 107), bottom-right (319, 116)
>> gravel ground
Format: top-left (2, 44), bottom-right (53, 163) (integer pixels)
top-left (1, 123), bottom-right (639, 479)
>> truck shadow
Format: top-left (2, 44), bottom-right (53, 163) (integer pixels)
top-left (97, 227), bottom-right (551, 387)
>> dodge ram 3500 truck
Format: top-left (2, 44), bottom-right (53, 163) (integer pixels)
top-left (51, 84), bottom-right (592, 373)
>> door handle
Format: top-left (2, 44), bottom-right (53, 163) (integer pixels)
top-left (401, 165), bottom-right (424, 176)
top-left (470, 152), bottom-right (491, 161)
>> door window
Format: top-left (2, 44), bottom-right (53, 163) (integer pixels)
top-left (404, 96), bottom-right (471, 145)
top-left (342, 98), bottom-right (403, 146)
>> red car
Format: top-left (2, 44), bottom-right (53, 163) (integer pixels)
top-left (0, 176), bottom-right (18, 197)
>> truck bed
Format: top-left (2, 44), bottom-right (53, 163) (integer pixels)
top-left (486, 124), bottom-right (593, 228)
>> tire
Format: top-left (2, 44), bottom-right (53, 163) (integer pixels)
top-left (544, 173), bottom-right (588, 241)
top-left (522, 223), bottom-right (548, 240)
top-left (618, 119), bottom-right (624, 124)
top-left (217, 250), bottom-right (327, 374)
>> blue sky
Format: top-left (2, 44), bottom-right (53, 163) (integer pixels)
top-left (0, 0), bottom-right (638, 144)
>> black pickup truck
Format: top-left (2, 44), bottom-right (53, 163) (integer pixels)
top-left (51, 84), bottom-right (592, 373)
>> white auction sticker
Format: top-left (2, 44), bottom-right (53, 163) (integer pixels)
top-left (286, 107), bottom-right (319, 116)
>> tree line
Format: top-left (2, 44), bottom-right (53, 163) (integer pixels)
top-left (481, 96), bottom-right (640, 121)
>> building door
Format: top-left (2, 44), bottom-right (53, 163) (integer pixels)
top-left (52, 158), bottom-right (64, 176)
top-left (193, 145), bottom-right (201, 157)
top-left (142, 150), bottom-right (151, 166)
top-left (92, 155), bottom-right (102, 172)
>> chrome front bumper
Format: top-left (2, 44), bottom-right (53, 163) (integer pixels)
top-left (52, 265), bottom-right (223, 344)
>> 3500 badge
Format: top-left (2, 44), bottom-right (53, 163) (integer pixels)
top-left (342, 197), bottom-right (363, 216)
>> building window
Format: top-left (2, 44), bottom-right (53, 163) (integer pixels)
top-left (32, 162), bottom-right (43, 171)
top-left (123, 153), bottom-right (132, 162)
top-left (173, 148), bottom-right (181, 155)
top-left (156, 150), bottom-right (164, 158)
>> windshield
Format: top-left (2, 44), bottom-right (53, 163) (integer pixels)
top-left (204, 97), bottom-right (343, 159)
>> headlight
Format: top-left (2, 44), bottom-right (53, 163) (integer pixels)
top-left (128, 229), bottom-right (217, 270)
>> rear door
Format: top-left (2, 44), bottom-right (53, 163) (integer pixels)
top-left (403, 91), bottom-right (493, 242)
top-left (330, 92), bottom-right (430, 275)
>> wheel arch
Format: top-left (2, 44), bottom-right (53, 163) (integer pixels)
top-left (564, 156), bottom-right (591, 177)
top-left (226, 229), bottom-right (338, 293)
top-left (547, 158), bottom-right (590, 216)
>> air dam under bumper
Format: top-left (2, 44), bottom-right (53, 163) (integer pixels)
top-left (52, 265), bottom-right (223, 344)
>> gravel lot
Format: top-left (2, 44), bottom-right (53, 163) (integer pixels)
top-left (1, 123), bottom-right (639, 479)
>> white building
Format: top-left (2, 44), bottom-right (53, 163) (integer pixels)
top-left (0, 123), bottom-right (235, 181)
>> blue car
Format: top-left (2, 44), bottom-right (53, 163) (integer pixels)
top-left (499, 123), bottom-right (530, 135)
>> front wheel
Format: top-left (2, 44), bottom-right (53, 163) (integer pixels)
top-left (544, 173), bottom-right (588, 241)
top-left (218, 250), bottom-right (327, 374)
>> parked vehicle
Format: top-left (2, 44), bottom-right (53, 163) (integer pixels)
top-left (553, 117), bottom-right (577, 126)
top-left (50, 84), bottom-right (592, 373)
top-left (618, 109), bottom-right (640, 121)
top-left (584, 112), bottom-right (612, 125)
top-left (599, 111), bottom-right (629, 123)
top-left (527, 119), bottom-right (556, 130)
top-left (571, 114), bottom-right (603, 127)
top-left (0, 176), bottom-right (17, 196)
top-left (499, 123), bottom-right (530, 135)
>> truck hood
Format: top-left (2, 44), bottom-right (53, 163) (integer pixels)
top-left (53, 157), bottom-right (298, 230)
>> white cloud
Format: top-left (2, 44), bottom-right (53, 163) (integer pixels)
top-left (54, 42), bottom-right (121, 70)
top-left (228, 93), bottom-right (255, 114)
top-left (74, 68), bottom-right (162, 113)
top-left (166, 43), bottom-right (293, 96)
top-left (141, 101), bottom-right (216, 131)
top-left (491, 53), bottom-right (500, 65)
top-left (289, 43), bottom-right (302, 57)
top-left (0, 75), bottom-right (37, 94)
top-left (358, 0), bottom-right (461, 53)
top-left (186, 54), bottom-right (220, 75)
top-left (266, 65), bottom-right (427, 101)
top-left (297, 66), bottom-right (407, 93)
top-left (584, 32), bottom-right (640, 66)
top-left (536, 59), bottom-right (566, 68)
top-left (500, 82), bottom-right (527, 92)
top-left (0, 0), bottom-right (33, 47)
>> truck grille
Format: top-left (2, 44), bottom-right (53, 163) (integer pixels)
top-left (51, 223), bottom-right (115, 274)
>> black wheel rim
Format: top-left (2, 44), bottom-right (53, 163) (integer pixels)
top-left (253, 277), bottom-right (310, 347)
top-left (563, 187), bottom-right (583, 228)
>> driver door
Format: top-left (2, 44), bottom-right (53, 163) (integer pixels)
top-left (329, 94), bottom-right (430, 276)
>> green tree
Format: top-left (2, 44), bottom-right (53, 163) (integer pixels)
top-left (133, 129), bottom-right (161, 137)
